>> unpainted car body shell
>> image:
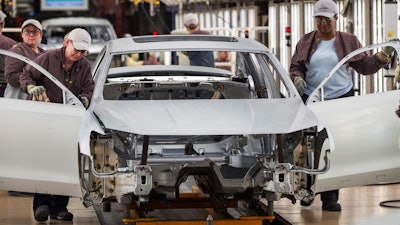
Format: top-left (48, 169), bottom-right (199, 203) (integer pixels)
top-left (0, 36), bottom-right (398, 208)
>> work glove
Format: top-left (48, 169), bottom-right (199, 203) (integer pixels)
top-left (79, 96), bottom-right (90, 109)
top-left (376, 46), bottom-right (395, 62)
top-left (27, 84), bottom-right (46, 96)
top-left (395, 64), bottom-right (400, 83)
top-left (32, 91), bottom-right (50, 102)
top-left (294, 76), bottom-right (307, 96)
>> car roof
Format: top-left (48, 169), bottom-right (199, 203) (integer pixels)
top-left (42, 17), bottom-right (113, 27)
top-left (107, 35), bottom-right (270, 54)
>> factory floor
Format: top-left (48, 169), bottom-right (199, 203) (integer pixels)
top-left (0, 182), bottom-right (399, 225)
top-left (274, 182), bottom-right (400, 225)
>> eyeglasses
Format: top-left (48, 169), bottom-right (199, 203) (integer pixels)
top-left (315, 17), bottom-right (335, 23)
top-left (73, 47), bottom-right (87, 54)
top-left (22, 29), bottom-right (41, 35)
top-left (70, 41), bottom-right (87, 54)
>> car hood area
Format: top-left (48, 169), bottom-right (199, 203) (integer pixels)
top-left (92, 98), bottom-right (321, 135)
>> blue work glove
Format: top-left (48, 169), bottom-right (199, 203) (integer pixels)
top-left (79, 96), bottom-right (90, 108)
top-left (294, 76), bottom-right (307, 96)
top-left (27, 84), bottom-right (46, 96)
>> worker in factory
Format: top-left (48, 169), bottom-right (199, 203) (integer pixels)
top-left (290, 0), bottom-right (394, 212)
top-left (20, 28), bottom-right (95, 222)
top-left (4, 19), bottom-right (45, 100)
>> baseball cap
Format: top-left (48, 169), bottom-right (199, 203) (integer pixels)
top-left (21, 19), bottom-right (42, 31)
top-left (67, 28), bottom-right (91, 51)
top-left (0, 11), bottom-right (6, 23)
top-left (314, 0), bottom-right (338, 18)
top-left (183, 13), bottom-right (199, 27)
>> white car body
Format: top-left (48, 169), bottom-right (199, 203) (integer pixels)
top-left (0, 36), bottom-right (398, 215)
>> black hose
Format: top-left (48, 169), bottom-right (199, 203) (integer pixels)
top-left (157, 11), bottom-right (171, 33)
top-left (378, 181), bottom-right (400, 208)
top-left (380, 199), bottom-right (400, 208)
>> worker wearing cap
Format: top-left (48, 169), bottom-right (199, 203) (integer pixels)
top-left (4, 19), bottom-right (45, 198)
top-left (290, 0), bottom-right (393, 212)
top-left (20, 28), bottom-right (94, 108)
top-left (183, 13), bottom-right (215, 67)
top-left (4, 19), bottom-right (45, 99)
top-left (19, 28), bottom-right (95, 222)
top-left (0, 10), bottom-right (16, 97)
top-left (291, 0), bottom-right (392, 102)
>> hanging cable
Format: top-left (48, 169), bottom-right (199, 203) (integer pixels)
top-left (156, 11), bottom-right (171, 33)
top-left (380, 199), bottom-right (400, 208)
top-left (205, 2), bottom-right (252, 38)
top-left (207, 4), bottom-right (234, 30)
top-left (379, 182), bottom-right (400, 208)
top-left (140, 2), bottom-right (162, 34)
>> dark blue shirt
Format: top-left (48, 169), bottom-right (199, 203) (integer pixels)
top-left (188, 30), bottom-right (215, 67)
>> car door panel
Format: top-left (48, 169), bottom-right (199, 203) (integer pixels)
top-left (0, 94), bottom-right (85, 197)
top-left (307, 90), bottom-right (400, 192)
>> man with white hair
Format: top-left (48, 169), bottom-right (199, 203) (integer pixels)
top-left (20, 28), bottom-right (95, 222)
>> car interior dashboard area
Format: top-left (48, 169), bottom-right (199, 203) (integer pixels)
top-left (103, 77), bottom-right (252, 100)
top-left (100, 49), bottom-right (282, 101)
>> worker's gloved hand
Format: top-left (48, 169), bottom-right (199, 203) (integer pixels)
top-left (395, 64), bottom-right (400, 83)
top-left (376, 46), bottom-right (395, 62)
top-left (294, 76), bottom-right (307, 96)
top-left (27, 84), bottom-right (45, 96)
top-left (79, 96), bottom-right (89, 108)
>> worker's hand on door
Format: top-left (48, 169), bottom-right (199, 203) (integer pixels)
top-left (294, 76), bottom-right (307, 96)
top-left (383, 46), bottom-right (395, 56)
top-left (27, 84), bottom-right (46, 96)
top-left (79, 96), bottom-right (90, 108)
top-left (376, 46), bottom-right (395, 62)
